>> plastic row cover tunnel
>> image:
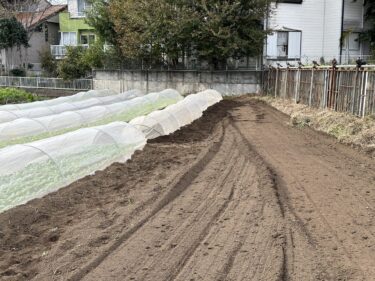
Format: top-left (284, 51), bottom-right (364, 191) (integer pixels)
top-left (0, 89), bottom-right (182, 148)
top-left (130, 89), bottom-right (222, 139)
top-left (0, 89), bottom-right (142, 124)
top-left (0, 89), bottom-right (118, 111)
top-left (0, 122), bottom-right (146, 213)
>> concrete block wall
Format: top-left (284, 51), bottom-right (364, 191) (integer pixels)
top-left (93, 70), bottom-right (262, 96)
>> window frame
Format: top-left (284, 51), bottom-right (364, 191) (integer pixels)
top-left (277, 31), bottom-right (289, 58)
top-left (266, 30), bottom-right (302, 60)
top-left (80, 34), bottom-right (96, 45)
top-left (59, 32), bottom-right (78, 46)
top-left (348, 32), bottom-right (360, 51)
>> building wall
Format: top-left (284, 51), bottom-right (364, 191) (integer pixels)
top-left (344, 0), bottom-right (364, 30)
top-left (67, 0), bottom-right (78, 16)
top-left (267, 0), bottom-right (343, 64)
top-left (266, 0), bottom-right (369, 65)
top-left (0, 21), bottom-right (60, 72)
top-left (59, 12), bottom-right (93, 32)
top-left (322, 0), bottom-right (343, 62)
top-left (48, 22), bottom-right (60, 45)
top-left (342, 0), bottom-right (366, 60)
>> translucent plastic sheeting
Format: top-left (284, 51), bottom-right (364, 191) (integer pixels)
top-left (130, 89), bottom-right (222, 139)
top-left (0, 89), bottom-right (118, 111)
top-left (0, 89), bottom-right (142, 124)
top-left (0, 89), bottom-right (182, 148)
top-left (0, 122), bottom-right (146, 213)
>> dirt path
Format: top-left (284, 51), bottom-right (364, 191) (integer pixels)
top-left (0, 97), bottom-right (374, 281)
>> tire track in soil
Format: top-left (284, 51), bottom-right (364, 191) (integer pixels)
top-left (80, 123), bottom-right (241, 278)
top-left (68, 121), bottom-right (228, 281)
top-left (80, 118), bottom-right (288, 281)
top-left (233, 98), bottom-right (375, 280)
top-left (1, 97), bottom-right (373, 281)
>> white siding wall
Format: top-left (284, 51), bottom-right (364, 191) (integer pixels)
top-left (288, 32), bottom-right (302, 59)
top-left (322, 0), bottom-right (343, 62)
top-left (342, 0), bottom-right (366, 60)
top-left (266, 0), bottom-right (343, 64)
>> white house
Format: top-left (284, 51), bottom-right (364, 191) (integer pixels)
top-left (265, 0), bottom-right (369, 66)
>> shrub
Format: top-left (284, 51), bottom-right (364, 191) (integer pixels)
top-left (0, 88), bottom-right (36, 104)
top-left (39, 49), bottom-right (58, 77)
top-left (9, 68), bottom-right (26, 77)
top-left (58, 46), bottom-right (92, 80)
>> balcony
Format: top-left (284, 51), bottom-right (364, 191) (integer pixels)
top-left (50, 45), bottom-right (89, 59)
top-left (69, 12), bottom-right (86, 18)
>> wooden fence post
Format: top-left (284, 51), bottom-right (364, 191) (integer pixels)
top-left (322, 69), bottom-right (328, 109)
top-left (309, 68), bottom-right (314, 106)
top-left (275, 68), bottom-right (279, 98)
top-left (352, 69), bottom-right (359, 114)
top-left (294, 68), bottom-right (301, 103)
top-left (284, 68), bottom-right (288, 99)
top-left (362, 71), bottom-right (369, 117)
top-left (334, 70), bottom-right (341, 111)
top-left (359, 70), bottom-right (365, 116)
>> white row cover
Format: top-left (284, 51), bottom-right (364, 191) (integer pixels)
top-left (130, 89), bottom-right (222, 139)
top-left (0, 89), bottom-right (182, 147)
top-left (0, 89), bottom-right (142, 124)
top-left (0, 122), bottom-right (146, 213)
top-left (0, 89), bottom-right (118, 111)
top-left (0, 89), bottom-right (222, 213)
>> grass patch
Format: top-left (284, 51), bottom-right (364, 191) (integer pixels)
top-left (0, 88), bottom-right (37, 105)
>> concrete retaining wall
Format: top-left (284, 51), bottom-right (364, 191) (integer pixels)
top-left (93, 70), bottom-right (262, 95)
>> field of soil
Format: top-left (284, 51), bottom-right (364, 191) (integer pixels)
top-left (0, 97), bottom-right (374, 281)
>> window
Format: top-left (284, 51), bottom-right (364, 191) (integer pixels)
top-left (348, 33), bottom-right (360, 51)
top-left (267, 31), bottom-right (302, 59)
top-left (44, 24), bottom-right (48, 42)
top-left (80, 34), bottom-right (95, 45)
top-left (277, 32), bottom-right (288, 58)
top-left (77, 0), bottom-right (91, 14)
top-left (59, 32), bottom-right (77, 46)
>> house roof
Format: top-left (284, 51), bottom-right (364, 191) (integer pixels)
top-left (16, 4), bottom-right (67, 29)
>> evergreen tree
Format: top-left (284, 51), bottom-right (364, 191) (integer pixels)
top-left (105, 0), bottom-right (269, 69)
top-left (0, 17), bottom-right (29, 50)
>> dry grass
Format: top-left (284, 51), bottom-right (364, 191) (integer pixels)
top-left (257, 96), bottom-right (375, 156)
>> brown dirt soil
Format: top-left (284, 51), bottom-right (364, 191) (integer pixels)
top-left (258, 96), bottom-right (375, 157)
top-left (0, 97), bottom-right (374, 281)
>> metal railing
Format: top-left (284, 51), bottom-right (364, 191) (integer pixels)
top-left (0, 76), bottom-right (93, 90)
top-left (50, 45), bottom-right (90, 58)
top-left (69, 12), bottom-right (86, 18)
top-left (263, 66), bottom-right (375, 117)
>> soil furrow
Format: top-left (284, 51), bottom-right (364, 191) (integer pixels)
top-left (0, 97), bottom-right (373, 281)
